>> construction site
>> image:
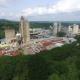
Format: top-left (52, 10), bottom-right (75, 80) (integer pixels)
top-left (0, 16), bottom-right (75, 56)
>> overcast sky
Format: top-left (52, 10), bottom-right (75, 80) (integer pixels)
top-left (0, 0), bottom-right (80, 21)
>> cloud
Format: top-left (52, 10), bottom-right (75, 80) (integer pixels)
top-left (0, 0), bottom-right (19, 19)
top-left (54, 0), bottom-right (80, 12)
top-left (0, 0), bottom-right (7, 3)
top-left (0, 0), bottom-right (18, 6)
top-left (0, 0), bottom-right (80, 20)
top-left (0, 0), bottom-right (9, 6)
top-left (21, 0), bottom-right (80, 16)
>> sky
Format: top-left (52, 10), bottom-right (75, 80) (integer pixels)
top-left (0, 0), bottom-right (80, 21)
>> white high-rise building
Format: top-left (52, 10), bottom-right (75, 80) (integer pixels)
top-left (58, 22), bottom-right (62, 32)
top-left (67, 24), bottom-right (80, 37)
top-left (73, 24), bottom-right (79, 34)
top-left (53, 22), bottom-right (62, 36)
top-left (53, 22), bottom-right (58, 36)
top-left (68, 25), bottom-right (73, 32)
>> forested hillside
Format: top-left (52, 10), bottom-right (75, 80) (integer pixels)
top-left (0, 19), bottom-right (19, 39)
top-left (0, 36), bottom-right (79, 80)
top-left (30, 21), bottom-right (52, 29)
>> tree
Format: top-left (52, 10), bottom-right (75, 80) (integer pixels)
top-left (0, 29), bottom-right (5, 39)
top-left (57, 32), bottom-right (66, 37)
top-left (75, 35), bottom-right (80, 44)
top-left (48, 74), bottom-right (62, 80)
top-left (27, 55), bottom-right (50, 80)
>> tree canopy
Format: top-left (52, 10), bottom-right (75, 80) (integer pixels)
top-left (0, 36), bottom-right (79, 80)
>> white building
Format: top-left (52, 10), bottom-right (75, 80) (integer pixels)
top-left (73, 24), bottom-right (79, 34)
top-left (52, 22), bottom-right (62, 36)
top-left (53, 22), bottom-right (58, 36)
top-left (67, 24), bottom-right (80, 37)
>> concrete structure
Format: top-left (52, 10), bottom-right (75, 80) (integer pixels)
top-left (16, 32), bottom-right (22, 48)
top-left (53, 22), bottom-right (58, 36)
top-left (67, 24), bottom-right (80, 37)
top-left (19, 16), bottom-right (30, 55)
top-left (4, 27), bottom-right (16, 43)
top-left (68, 25), bottom-right (73, 32)
top-left (58, 22), bottom-right (62, 32)
top-left (53, 22), bottom-right (62, 36)
top-left (19, 16), bottom-right (30, 45)
top-left (73, 24), bottom-right (79, 34)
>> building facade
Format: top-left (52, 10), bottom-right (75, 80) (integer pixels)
top-left (5, 28), bottom-right (16, 43)
top-left (19, 16), bottom-right (30, 45)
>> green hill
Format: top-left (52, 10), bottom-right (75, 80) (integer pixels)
top-left (0, 37), bottom-right (79, 80)
top-left (0, 19), bottom-right (19, 39)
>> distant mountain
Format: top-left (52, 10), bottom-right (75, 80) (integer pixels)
top-left (0, 19), bottom-right (80, 29)
top-left (0, 19), bottom-right (80, 39)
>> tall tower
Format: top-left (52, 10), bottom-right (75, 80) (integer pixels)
top-left (19, 16), bottom-right (30, 45)
top-left (58, 22), bottom-right (62, 32)
top-left (53, 22), bottom-right (58, 36)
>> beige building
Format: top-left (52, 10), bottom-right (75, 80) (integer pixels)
top-left (5, 27), bottom-right (16, 43)
top-left (53, 22), bottom-right (58, 36)
top-left (19, 16), bottom-right (30, 45)
top-left (68, 26), bottom-right (73, 33)
top-left (58, 22), bottom-right (62, 32)
top-left (68, 24), bottom-right (80, 35)
top-left (53, 22), bottom-right (62, 36)
top-left (73, 24), bottom-right (79, 34)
